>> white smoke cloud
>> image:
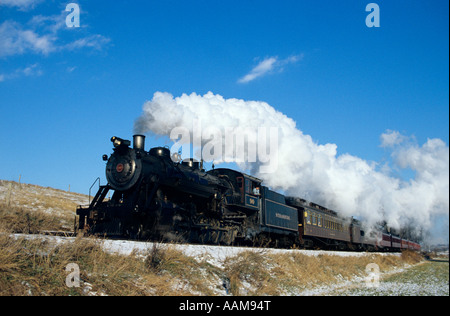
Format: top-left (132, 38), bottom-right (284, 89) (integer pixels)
top-left (135, 92), bottom-right (449, 240)
top-left (237, 55), bottom-right (303, 83)
top-left (380, 130), bottom-right (408, 148)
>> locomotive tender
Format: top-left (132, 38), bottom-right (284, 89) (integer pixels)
top-left (76, 135), bottom-right (420, 252)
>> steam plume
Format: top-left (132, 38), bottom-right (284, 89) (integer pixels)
top-left (135, 92), bottom-right (449, 241)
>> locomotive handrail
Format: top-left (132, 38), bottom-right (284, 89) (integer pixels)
top-left (89, 177), bottom-right (101, 204)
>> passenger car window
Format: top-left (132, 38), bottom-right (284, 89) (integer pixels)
top-left (305, 211), bottom-right (311, 225)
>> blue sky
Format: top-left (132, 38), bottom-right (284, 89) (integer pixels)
top-left (1, 0), bottom-right (448, 197)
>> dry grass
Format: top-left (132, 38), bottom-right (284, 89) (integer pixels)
top-left (144, 243), bottom-right (223, 295)
top-left (273, 251), bottom-right (421, 295)
top-left (222, 250), bottom-right (423, 296)
top-left (0, 179), bottom-right (427, 296)
top-left (0, 230), bottom-right (164, 296)
top-left (401, 250), bottom-right (424, 264)
top-left (0, 226), bottom-right (226, 296)
top-left (0, 227), bottom-right (425, 296)
top-left (0, 181), bottom-right (222, 296)
top-left (0, 203), bottom-right (70, 233)
top-left (224, 250), bottom-right (277, 295)
top-left (0, 180), bottom-right (85, 231)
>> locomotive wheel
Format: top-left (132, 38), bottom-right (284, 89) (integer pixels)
top-left (253, 234), bottom-right (271, 248)
top-left (220, 231), bottom-right (232, 246)
top-left (197, 228), bottom-right (219, 245)
top-left (209, 230), bottom-right (220, 244)
top-left (221, 228), bottom-right (238, 246)
top-left (198, 229), bottom-right (208, 244)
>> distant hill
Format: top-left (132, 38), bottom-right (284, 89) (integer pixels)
top-left (0, 180), bottom-right (89, 231)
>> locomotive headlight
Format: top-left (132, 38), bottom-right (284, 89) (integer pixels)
top-left (111, 136), bottom-right (121, 148)
top-left (116, 163), bottom-right (124, 173)
top-left (111, 136), bottom-right (131, 148)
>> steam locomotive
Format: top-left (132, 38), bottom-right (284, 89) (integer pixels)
top-left (76, 135), bottom-right (420, 252)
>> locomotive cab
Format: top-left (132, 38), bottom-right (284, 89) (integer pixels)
top-left (207, 168), bottom-right (262, 210)
top-left (241, 175), bottom-right (261, 210)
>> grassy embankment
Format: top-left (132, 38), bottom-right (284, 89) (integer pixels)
top-left (1, 180), bottom-right (441, 296)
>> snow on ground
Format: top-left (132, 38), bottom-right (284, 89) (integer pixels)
top-left (101, 238), bottom-right (399, 268)
top-left (11, 233), bottom-right (448, 296)
top-left (12, 233), bottom-right (399, 269)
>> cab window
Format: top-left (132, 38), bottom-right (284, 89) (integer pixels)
top-left (237, 177), bottom-right (244, 189)
top-left (245, 178), bottom-right (261, 196)
top-left (245, 179), bottom-right (252, 194)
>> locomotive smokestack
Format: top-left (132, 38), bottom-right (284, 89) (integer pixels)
top-left (133, 134), bottom-right (146, 151)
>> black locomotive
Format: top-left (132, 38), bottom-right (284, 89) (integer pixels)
top-left (76, 135), bottom-right (421, 252)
